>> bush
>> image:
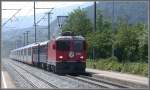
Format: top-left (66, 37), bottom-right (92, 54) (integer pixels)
top-left (86, 57), bottom-right (148, 77)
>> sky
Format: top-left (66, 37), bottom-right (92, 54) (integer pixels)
top-left (2, 1), bottom-right (92, 19)
top-left (2, 1), bottom-right (93, 29)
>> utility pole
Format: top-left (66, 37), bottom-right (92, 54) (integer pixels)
top-left (112, 0), bottom-right (115, 56)
top-left (15, 41), bottom-right (17, 49)
top-left (15, 36), bottom-right (22, 48)
top-left (148, 0), bottom-right (150, 82)
top-left (36, 14), bottom-right (47, 25)
top-left (35, 7), bottom-right (54, 40)
top-left (94, 1), bottom-right (96, 32)
top-left (26, 31), bottom-right (30, 45)
top-left (23, 33), bottom-right (26, 46)
top-left (93, 1), bottom-right (96, 60)
top-left (17, 36), bottom-right (22, 48)
top-left (16, 39), bottom-right (21, 48)
top-left (15, 40), bottom-right (18, 48)
top-left (34, 1), bottom-right (37, 43)
top-left (48, 12), bottom-right (53, 40)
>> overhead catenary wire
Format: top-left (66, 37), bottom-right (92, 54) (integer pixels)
top-left (36, 14), bottom-right (47, 25)
top-left (2, 8), bottom-right (21, 27)
top-left (2, 2), bottom-right (30, 28)
top-left (36, 8), bottom-right (54, 24)
top-left (3, 2), bottom-right (54, 29)
top-left (2, 9), bottom-right (20, 10)
top-left (33, 6), bottom-right (54, 40)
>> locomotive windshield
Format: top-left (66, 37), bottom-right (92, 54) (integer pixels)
top-left (74, 40), bottom-right (86, 52)
top-left (56, 40), bottom-right (86, 52)
top-left (56, 40), bottom-right (70, 51)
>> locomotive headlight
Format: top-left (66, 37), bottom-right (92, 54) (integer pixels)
top-left (59, 56), bottom-right (63, 59)
top-left (80, 56), bottom-right (84, 59)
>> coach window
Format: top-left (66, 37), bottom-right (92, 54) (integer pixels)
top-left (33, 48), bottom-right (36, 54)
top-left (21, 50), bottom-right (22, 55)
top-left (26, 49), bottom-right (28, 55)
top-left (25, 49), bottom-right (28, 55)
top-left (23, 49), bottom-right (26, 55)
top-left (28, 48), bottom-right (31, 55)
top-left (41, 45), bottom-right (47, 53)
top-left (23, 49), bottom-right (25, 55)
top-left (33, 47), bottom-right (38, 54)
top-left (39, 46), bottom-right (42, 53)
top-left (36, 47), bottom-right (38, 54)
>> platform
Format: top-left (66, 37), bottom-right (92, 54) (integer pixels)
top-left (1, 67), bottom-right (16, 88)
top-left (86, 68), bottom-right (149, 88)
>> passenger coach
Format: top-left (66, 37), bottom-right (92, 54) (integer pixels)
top-left (10, 32), bottom-right (87, 74)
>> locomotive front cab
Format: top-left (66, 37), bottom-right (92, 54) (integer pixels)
top-left (55, 38), bottom-right (87, 62)
top-left (54, 35), bottom-right (87, 74)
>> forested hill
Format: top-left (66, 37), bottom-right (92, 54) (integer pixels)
top-left (2, 1), bottom-right (148, 57)
top-left (86, 1), bottom-right (148, 24)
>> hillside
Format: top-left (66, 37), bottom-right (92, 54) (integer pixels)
top-left (2, 1), bottom-right (148, 57)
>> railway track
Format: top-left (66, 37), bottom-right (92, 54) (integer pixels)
top-left (66, 74), bottom-right (132, 89)
top-left (79, 75), bottom-right (132, 88)
top-left (9, 59), bottom-right (133, 89)
top-left (9, 60), bottom-right (101, 88)
top-left (8, 62), bottom-right (58, 88)
top-left (66, 75), bottom-right (109, 88)
top-left (8, 63), bottom-right (38, 88)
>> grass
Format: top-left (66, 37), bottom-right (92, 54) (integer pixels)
top-left (86, 57), bottom-right (148, 77)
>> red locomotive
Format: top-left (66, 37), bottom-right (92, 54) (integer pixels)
top-left (10, 32), bottom-right (87, 74)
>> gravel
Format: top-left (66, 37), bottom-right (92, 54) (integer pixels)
top-left (9, 63), bottom-right (53, 88)
top-left (2, 58), bottom-right (102, 89)
top-left (2, 60), bottom-right (34, 88)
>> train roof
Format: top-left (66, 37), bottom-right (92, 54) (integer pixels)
top-left (55, 36), bottom-right (85, 40)
top-left (11, 43), bottom-right (39, 52)
top-left (11, 40), bottom-right (50, 52)
top-left (11, 36), bottom-right (85, 52)
top-left (39, 40), bottom-right (49, 46)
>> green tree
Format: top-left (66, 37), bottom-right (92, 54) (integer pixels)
top-left (114, 19), bottom-right (148, 62)
top-left (86, 31), bottom-right (112, 58)
top-left (136, 23), bottom-right (148, 62)
top-left (96, 9), bottom-right (112, 32)
top-left (62, 7), bottom-right (93, 36)
top-left (86, 9), bottom-right (112, 59)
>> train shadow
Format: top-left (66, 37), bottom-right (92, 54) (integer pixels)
top-left (57, 72), bottom-right (92, 77)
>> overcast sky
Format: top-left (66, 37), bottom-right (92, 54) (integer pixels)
top-left (2, 1), bottom-right (92, 19)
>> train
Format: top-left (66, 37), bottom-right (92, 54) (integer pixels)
top-left (10, 32), bottom-right (87, 74)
